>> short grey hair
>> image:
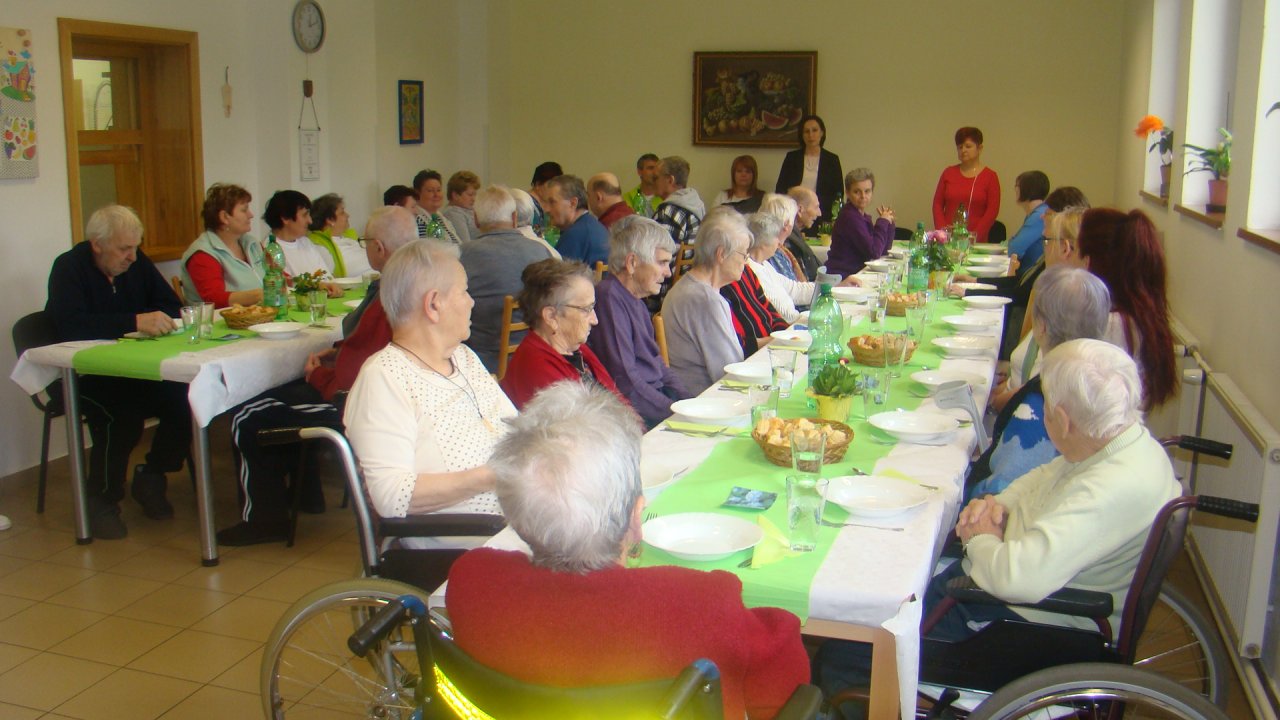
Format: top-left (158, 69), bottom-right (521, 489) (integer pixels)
top-left (608, 215), bottom-right (675, 272)
top-left (547, 174), bottom-right (589, 212)
top-left (86, 205), bottom-right (143, 246)
top-left (365, 206), bottom-right (418, 255)
top-left (509, 187), bottom-right (536, 227)
top-left (380, 240), bottom-right (462, 329)
top-left (1031, 266), bottom-right (1111, 350)
top-left (491, 381), bottom-right (643, 573)
top-left (659, 156), bottom-right (690, 187)
top-left (760, 193), bottom-right (799, 227)
top-left (746, 212), bottom-right (785, 252)
top-left (693, 211), bottom-right (750, 268)
top-left (787, 186), bottom-right (819, 210)
top-left (844, 167), bottom-right (875, 192)
top-left (472, 185), bottom-right (516, 226)
top-left (1041, 339), bottom-right (1142, 442)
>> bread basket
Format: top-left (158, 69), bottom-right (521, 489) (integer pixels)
top-left (221, 304), bottom-right (279, 329)
top-left (751, 417), bottom-right (854, 468)
top-left (849, 334), bottom-right (917, 367)
top-left (886, 292), bottom-right (923, 317)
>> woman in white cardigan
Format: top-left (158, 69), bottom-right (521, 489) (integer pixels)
top-left (748, 197), bottom-right (860, 323)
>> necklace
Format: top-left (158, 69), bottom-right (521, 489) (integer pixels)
top-left (391, 342), bottom-right (496, 433)
top-left (803, 155), bottom-right (819, 171)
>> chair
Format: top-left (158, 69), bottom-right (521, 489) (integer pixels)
top-left (672, 243), bottom-right (696, 282)
top-left (989, 220), bottom-right (1007, 245)
top-left (496, 294), bottom-right (528, 381)
top-left (593, 260), bottom-right (606, 283)
top-left (169, 275), bottom-right (184, 301)
top-left (653, 313), bottom-right (670, 366)
top-left (12, 311), bottom-right (76, 513)
top-left (894, 226), bottom-right (914, 241)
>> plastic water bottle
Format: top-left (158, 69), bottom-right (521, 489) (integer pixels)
top-left (907, 222), bottom-right (929, 292)
top-left (806, 284), bottom-right (845, 394)
top-left (263, 234), bottom-right (288, 320)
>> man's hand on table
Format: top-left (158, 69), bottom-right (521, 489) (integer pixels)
top-left (956, 495), bottom-right (1007, 543)
top-left (304, 348), bottom-right (337, 381)
top-left (136, 311), bottom-right (176, 337)
top-left (837, 275), bottom-right (862, 287)
top-left (322, 282), bottom-right (344, 298)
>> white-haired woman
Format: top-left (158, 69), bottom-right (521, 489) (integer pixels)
top-left (343, 241), bottom-right (515, 545)
top-left (447, 382), bottom-right (809, 720)
top-left (587, 215), bottom-right (690, 427)
top-left (661, 212), bottom-right (752, 394)
top-left (757, 192), bottom-right (806, 281)
top-left (509, 186), bottom-right (561, 259)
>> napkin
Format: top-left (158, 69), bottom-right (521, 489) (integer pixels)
top-left (663, 421), bottom-right (750, 437)
top-left (751, 515), bottom-right (800, 568)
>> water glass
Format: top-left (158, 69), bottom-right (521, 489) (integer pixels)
top-left (786, 476), bottom-right (829, 552)
top-left (180, 306), bottom-right (201, 344)
top-left (884, 329), bottom-right (910, 378)
top-left (790, 430), bottom-right (826, 478)
top-left (861, 368), bottom-right (891, 418)
top-left (361, 271), bottom-right (379, 292)
top-left (199, 302), bottom-right (215, 339)
top-left (768, 348), bottom-right (798, 399)
top-left (748, 383), bottom-right (777, 410)
top-left (905, 303), bottom-right (927, 341)
top-left (751, 404), bottom-right (777, 430)
top-left (308, 290), bottom-right (328, 327)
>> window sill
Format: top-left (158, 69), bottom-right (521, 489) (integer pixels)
top-left (1238, 227), bottom-right (1280, 256)
top-left (1173, 204), bottom-right (1225, 230)
top-left (1139, 190), bottom-right (1169, 208)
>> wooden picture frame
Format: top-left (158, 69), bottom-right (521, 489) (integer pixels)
top-left (693, 51), bottom-right (816, 147)
top-left (398, 79), bottom-right (423, 145)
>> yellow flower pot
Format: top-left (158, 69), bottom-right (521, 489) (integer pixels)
top-left (813, 394), bottom-right (855, 423)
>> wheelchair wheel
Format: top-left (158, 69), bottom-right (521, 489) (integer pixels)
top-left (261, 578), bottom-right (428, 719)
top-left (1133, 586), bottom-right (1229, 708)
top-left (969, 663), bottom-right (1229, 720)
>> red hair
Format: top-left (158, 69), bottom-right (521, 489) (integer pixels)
top-left (1077, 208), bottom-right (1176, 409)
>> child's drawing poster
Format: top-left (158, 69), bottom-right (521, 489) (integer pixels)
top-left (0, 26), bottom-right (37, 179)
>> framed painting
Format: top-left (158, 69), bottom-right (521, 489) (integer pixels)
top-left (398, 80), bottom-right (423, 145)
top-left (692, 51), bottom-right (816, 147)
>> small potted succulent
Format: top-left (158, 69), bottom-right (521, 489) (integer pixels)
top-left (1184, 128), bottom-right (1231, 213)
top-left (291, 269), bottom-right (329, 310)
top-left (1135, 115), bottom-right (1174, 197)
top-left (807, 359), bottom-right (861, 422)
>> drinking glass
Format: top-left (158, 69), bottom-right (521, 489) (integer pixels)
top-left (786, 476), bottom-right (828, 552)
top-left (361, 271), bottom-right (379, 292)
top-left (790, 430), bottom-right (826, 478)
top-left (308, 290), bottom-right (329, 327)
top-left (180, 306), bottom-right (201, 344)
top-left (768, 348), bottom-right (798, 400)
top-left (869, 288), bottom-right (888, 325)
top-left (751, 404), bottom-right (777, 430)
top-left (861, 368), bottom-right (891, 418)
top-left (884, 329), bottom-right (910, 379)
top-left (199, 302), bottom-right (215, 339)
top-left (905, 303), bottom-right (926, 341)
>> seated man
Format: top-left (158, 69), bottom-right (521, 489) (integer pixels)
top-left (45, 205), bottom-right (190, 539)
top-left (447, 382), bottom-right (808, 720)
top-left (217, 207), bottom-right (417, 546)
top-left (653, 155), bottom-right (705, 246)
top-left (586, 172), bottom-right (635, 229)
top-left (544, 174), bottom-right (609, 267)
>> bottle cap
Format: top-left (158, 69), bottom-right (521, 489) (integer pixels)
top-left (819, 283), bottom-right (833, 293)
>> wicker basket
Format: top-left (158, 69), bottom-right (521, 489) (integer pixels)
top-left (751, 418), bottom-right (854, 468)
top-left (886, 292), bottom-right (923, 316)
top-left (849, 334), bottom-right (917, 367)
top-left (221, 305), bottom-right (278, 329)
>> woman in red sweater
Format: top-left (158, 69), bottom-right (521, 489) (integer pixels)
top-left (931, 126), bottom-right (1002, 243)
top-left (500, 258), bottom-right (625, 409)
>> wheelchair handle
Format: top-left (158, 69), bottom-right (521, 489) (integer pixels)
top-left (658, 658), bottom-right (720, 719)
top-left (1177, 435), bottom-right (1234, 459)
top-left (257, 427), bottom-right (305, 447)
top-left (347, 594), bottom-right (427, 657)
top-left (1196, 495), bottom-right (1259, 523)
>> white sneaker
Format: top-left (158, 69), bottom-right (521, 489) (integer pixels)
top-left (0, 515), bottom-right (10, 531)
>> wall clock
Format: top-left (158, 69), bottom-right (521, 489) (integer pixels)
top-left (292, 0), bottom-right (325, 54)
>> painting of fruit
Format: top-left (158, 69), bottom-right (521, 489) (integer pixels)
top-left (693, 51), bottom-right (816, 147)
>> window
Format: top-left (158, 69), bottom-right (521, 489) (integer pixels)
top-left (1246, 0), bottom-right (1280, 231)
top-left (1180, 0), bottom-right (1241, 211)
top-left (1144, 0), bottom-right (1183, 199)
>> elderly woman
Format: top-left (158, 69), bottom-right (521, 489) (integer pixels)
top-left (826, 168), bottom-right (895, 277)
top-left (308, 193), bottom-right (373, 278)
top-left (721, 219), bottom-right (789, 356)
top-left (411, 170), bottom-right (463, 243)
top-left (447, 382), bottom-right (809, 720)
top-left (442, 170), bottom-right (481, 243)
top-left (775, 114), bottom-right (844, 225)
top-left (180, 183), bottom-right (265, 307)
top-left (745, 212), bottom-right (810, 324)
top-left (780, 188), bottom-right (824, 281)
top-left (714, 154), bottom-right (766, 212)
top-left (661, 211), bottom-right (751, 394)
top-left (756, 193), bottom-right (805, 281)
top-left (587, 215), bottom-right (690, 427)
top-left (966, 267), bottom-right (1111, 500)
top-left (511, 187), bottom-right (561, 258)
top-left (932, 126), bottom-right (1001, 243)
top-left (499, 258), bottom-right (623, 410)
top-left (343, 241), bottom-right (515, 542)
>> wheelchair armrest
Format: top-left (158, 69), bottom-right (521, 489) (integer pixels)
top-left (378, 513), bottom-right (506, 539)
top-left (774, 684), bottom-right (823, 720)
top-left (945, 575), bottom-right (1113, 618)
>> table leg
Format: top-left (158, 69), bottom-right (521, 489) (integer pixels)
top-left (191, 411), bottom-right (219, 566)
top-left (62, 369), bottom-right (92, 544)
top-left (803, 619), bottom-right (902, 720)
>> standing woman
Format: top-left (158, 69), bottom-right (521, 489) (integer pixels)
top-left (932, 126), bottom-right (1001, 243)
top-left (180, 183), bottom-right (265, 308)
top-left (775, 115), bottom-right (843, 228)
top-left (714, 155), bottom-right (766, 213)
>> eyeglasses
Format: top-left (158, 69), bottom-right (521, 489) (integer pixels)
top-left (357, 237), bottom-right (370, 248)
top-left (730, 250), bottom-right (749, 261)
top-left (1041, 235), bottom-right (1055, 246)
top-left (562, 303), bottom-right (596, 314)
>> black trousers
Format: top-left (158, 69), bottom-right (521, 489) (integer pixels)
top-left (78, 376), bottom-right (192, 503)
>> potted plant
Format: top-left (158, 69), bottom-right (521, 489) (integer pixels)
top-left (292, 269), bottom-right (329, 310)
top-left (807, 360), bottom-right (860, 422)
top-left (1135, 115), bottom-right (1174, 197)
top-left (924, 230), bottom-right (956, 289)
top-left (1184, 128), bottom-right (1231, 213)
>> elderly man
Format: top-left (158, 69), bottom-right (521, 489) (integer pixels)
top-left (586, 172), bottom-right (635, 229)
top-left (447, 382), bottom-right (809, 720)
top-left (653, 155), bottom-right (705, 247)
top-left (544, 174), bottom-right (609, 267)
top-left (461, 186), bottom-right (555, 372)
top-left (623, 153), bottom-right (661, 217)
top-left (45, 205), bottom-right (190, 539)
top-left (442, 170), bottom-right (481, 244)
top-left (217, 207), bottom-right (419, 546)
top-left (784, 187), bottom-right (823, 280)
top-left (511, 187), bottom-right (560, 259)
top-left (587, 216), bottom-right (690, 427)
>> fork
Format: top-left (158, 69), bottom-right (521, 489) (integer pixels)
top-left (661, 425), bottom-right (732, 438)
top-left (819, 519), bottom-right (904, 532)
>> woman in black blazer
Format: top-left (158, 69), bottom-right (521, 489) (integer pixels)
top-left (774, 114), bottom-right (843, 232)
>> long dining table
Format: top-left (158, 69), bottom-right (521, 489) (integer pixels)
top-left (9, 291), bottom-right (363, 565)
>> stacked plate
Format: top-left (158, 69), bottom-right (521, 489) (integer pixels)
top-left (965, 265), bottom-right (1005, 278)
top-left (933, 335), bottom-right (996, 356)
top-left (248, 322), bottom-right (305, 340)
top-left (963, 295), bottom-right (1013, 310)
top-left (822, 476), bottom-right (932, 518)
top-left (942, 314), bottom-right (999, 333)
top-left (910, 369), bottom-right (988, 391)
top-left (869, 411), bottom-right (960, 445)
top-left (669, 398), bottom-right (749, 422)
top-left (642, 513), bottom-right (763, 561)
top-left (722, 361), bottom-right (772, 384)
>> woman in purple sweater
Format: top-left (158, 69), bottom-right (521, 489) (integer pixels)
top-left (826, 168), bottom-right (895, 277)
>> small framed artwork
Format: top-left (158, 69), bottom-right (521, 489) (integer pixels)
top-left (398, 80), bottom-right (423, 145)
top-left (692, 51), bottom-right (817, 147)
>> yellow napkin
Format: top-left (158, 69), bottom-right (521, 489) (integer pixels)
top-left (664, 421), bottom-right (750, 437)
top-left (750, 516), bottom-right (800, 568)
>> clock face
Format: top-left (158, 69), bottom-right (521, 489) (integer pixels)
top-left (292, 0), bottom-right (325, 53)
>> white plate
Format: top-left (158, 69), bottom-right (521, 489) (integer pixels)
top-left (965, 265), bottom-right (1005, 278)
top-left (970, 244), bottom-right (1008, 255)
top-left (823, 475), bottom-right (932, 518)
top-left (963, 295), bottom-right (1013, 309)
top-left (770, 329), bottom-right (811, 348)
top-left (670, 398), bottom-right (749, 422)
top-left (248, 321), bottom-right (306, 340)
top-left (642, 512), bottom-right (763, 561)
top-left (723, 361), bottom-right (772, 384)
top-left (910, 369), bottom-right (988, 391)
top-left (331, 277), bottom-right (363, 288)
top-left (869, 411), bottom-right (960, 444)
top-left (864, 259), bottom-right (894, 273)
top-left (954, 282), bottom-right (997, 292)
top-left (966, 255), bottom-right (1004, 266)
top-left (344, 299), bottom-right (362, 309)
top-left (932, 335), bottom-right (996, 357)
top-left (887, 248), bottom-right (906, 259)
top-left (831, 286), bottom-right (877, 302)
top-left (942, 314), bottom-right (999, 333)
top-left (640, 459), bottom-right (688, 501)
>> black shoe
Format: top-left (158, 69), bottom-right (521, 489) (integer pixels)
top-left (87, 496), bottom-right (128, 540)
top-left (216, 520), bottom-right (289, 547)
top-left (131, 465), bottom-right (174, 520)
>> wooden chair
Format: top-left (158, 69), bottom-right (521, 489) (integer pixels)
top-left (496, 295), bottom-right (528, 381)
top-left (593, 261), bottom-right (606, 283)
top-left (672, 243), bottom-right (696, 282)
top-left (170, 275), bottom-right (184, 301)
top-left (652, 313), bottom-right (669, 366)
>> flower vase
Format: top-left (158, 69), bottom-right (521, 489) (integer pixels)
top-left (294, 292), bottom-right (311, 311)
top-left (1207, 179), bottom-right (1228, 214)
top-left (1158, 164), bottom-right (1171, 198)
top-left (814, 395), bottom-right (854, 423)
top-left (928, 270), bottom-right (951, 290)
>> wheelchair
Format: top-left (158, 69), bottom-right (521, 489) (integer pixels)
top-left (258, 426), bottom-right (822, 719)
